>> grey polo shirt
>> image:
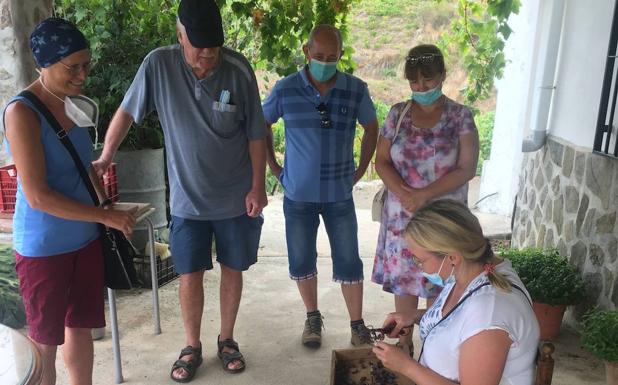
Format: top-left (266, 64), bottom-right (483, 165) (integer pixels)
top-left (121, 45), bottom-right (266, 220)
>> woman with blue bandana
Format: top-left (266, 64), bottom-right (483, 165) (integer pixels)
top-left (371, 44), bottom-right (480, 357)
top-left (3, 17), bottom-right (135, 385)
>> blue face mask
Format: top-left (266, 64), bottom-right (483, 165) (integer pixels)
top-left (421, 257), bottom-right (453, 287)
top-left (412, 85), bottom-right (443, 105)
top-left (309, 59), bottom-right (338, 83)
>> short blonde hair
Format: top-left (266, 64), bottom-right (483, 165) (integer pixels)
top-left (405, 199), bottom-right (511, 291)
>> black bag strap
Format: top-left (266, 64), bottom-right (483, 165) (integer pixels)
top-left (418, 280), bottom-right (533, 361)
top-left (18, 91), bottom-right (101, 207)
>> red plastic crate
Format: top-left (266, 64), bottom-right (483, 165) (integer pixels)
top-left (0, 165), bottom-right (17, 213)
top-left (0, 163), bottom-right (119, 214)
top-left (101, 163), bottom-right (119, 203)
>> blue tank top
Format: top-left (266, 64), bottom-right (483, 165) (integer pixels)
top-left (3, 95), bottom-right (99, 257)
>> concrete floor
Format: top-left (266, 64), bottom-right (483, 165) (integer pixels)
top-left (47, 192), bottom-right (603, 385)
top-left (55, 258), bottom-right (605, 385)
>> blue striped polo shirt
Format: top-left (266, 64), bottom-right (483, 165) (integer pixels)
top-left (262, 68), bottom-right (376, 202)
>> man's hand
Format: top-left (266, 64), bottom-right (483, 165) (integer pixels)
top-left (353, 168), bottom-right (364, 184)
top-left (398, 184), bottom-right (430, 213)
top-left (373, 341), bottom-right (414, 374)
top-left (268, 162), bottom-right (283, 180)
top-left (92, 157), bottom-right (112, 178)
top-left (245, 186), bottom-right (267, 217)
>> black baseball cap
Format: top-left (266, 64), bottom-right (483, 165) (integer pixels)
top-left (178, 0), bottom-right (224, 48)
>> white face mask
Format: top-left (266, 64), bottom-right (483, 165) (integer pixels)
top-left (65, 94), bottom-right (98, 129)
top-left (38, 76), bottom-right (99, 129)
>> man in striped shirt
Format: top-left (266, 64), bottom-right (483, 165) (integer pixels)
top-left (263, 24), bottom-right (378, 349)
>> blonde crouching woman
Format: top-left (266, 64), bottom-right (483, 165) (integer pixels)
top-left (373, 200), bottom-right (540, 385)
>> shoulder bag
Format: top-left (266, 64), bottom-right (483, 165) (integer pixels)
top-left (371, 100), bottom-right (412, 222)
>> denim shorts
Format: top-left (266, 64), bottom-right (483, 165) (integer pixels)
top-left (169, 214), bottom-right (263, 274)
top-left (283, 197), bottom-right (363, 283)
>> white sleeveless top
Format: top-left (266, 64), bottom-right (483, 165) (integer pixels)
top-left (419, 260), bottom-right (540, 385)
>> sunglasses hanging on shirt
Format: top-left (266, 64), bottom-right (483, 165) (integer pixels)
top-left (316, 102), bottom-right (331, 129)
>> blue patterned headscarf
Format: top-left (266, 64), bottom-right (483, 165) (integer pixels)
top-left (29, 18), bottom-right (89, 68)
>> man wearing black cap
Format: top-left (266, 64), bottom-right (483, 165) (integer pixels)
top-left (93, 0), bottom-right (267, 381)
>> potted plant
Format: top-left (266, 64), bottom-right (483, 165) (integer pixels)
top-left (581, 309), bottom-right (618, 385)
top-left (499, 248), bottom-right (587, 340)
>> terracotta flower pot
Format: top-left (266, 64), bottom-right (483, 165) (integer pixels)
top-left (532, 302), bottom-right (566, 340)
top-left (606, 361), bottom-right (618, 385)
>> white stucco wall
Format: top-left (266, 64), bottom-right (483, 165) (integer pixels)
top-left (477, 0), bottom-right (540, 215)
top-left (480, 0), bottom-right (616, 215)
top-left (548, 0), bottom-right (615, 148)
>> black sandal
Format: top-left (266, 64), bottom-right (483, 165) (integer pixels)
top-left (170, 344), bottom-right (203, 383)
top-left (217, 336), bottom-right (246, 374)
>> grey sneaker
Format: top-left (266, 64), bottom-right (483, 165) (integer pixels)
top-left (302, 314), bottom-right (324, 348)
top-left (351, 324), bottom-right (372, 346)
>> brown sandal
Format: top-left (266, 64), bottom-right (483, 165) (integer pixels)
top-left (170, 343), bottom-right (203, 383)
top-left (217, 336), bottom-right (246, 374)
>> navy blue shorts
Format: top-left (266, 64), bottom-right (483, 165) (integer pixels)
top-left (169, 214), bottom-right (263, 274)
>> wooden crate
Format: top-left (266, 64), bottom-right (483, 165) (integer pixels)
top-left (330, 347), bottom-right (415, 385)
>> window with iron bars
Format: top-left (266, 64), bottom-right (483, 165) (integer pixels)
top-left (595, 0), bottom-right (618, 158)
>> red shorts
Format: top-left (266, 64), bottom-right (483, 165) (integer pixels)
top-left (15, 237), bottom-right (105, 346)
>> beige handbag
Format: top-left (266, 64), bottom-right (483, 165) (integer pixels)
top-left (371, 101), bottom-right (412, 222)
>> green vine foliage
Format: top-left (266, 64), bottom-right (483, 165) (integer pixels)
top-left (226, 0), bottom-right (357, 76)
top-left (499, 248), bottom-right (587, 306)
top-left (54, 0), bottom-right (356, 150)
top-left (0, 246), bottom-right (25, 329)
top-left (437, 0), bottom-right (520, 105)
top-left (54, 0), bottom-right (178, 150)
top-left (582, 309), bottom-right (618, 363)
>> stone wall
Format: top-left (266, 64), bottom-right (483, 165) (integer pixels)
top-left (0, 0), bottom-right (52, 165)
top-left (512, 136), bottom-right (618, 312)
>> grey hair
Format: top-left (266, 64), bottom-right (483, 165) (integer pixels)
top-left (176, 18), bottom-right (186, 34)
top-left (307, 24), bottom-right (342, 52)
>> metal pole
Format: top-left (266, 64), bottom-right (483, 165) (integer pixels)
top-left (108, 288), bottom-right (123, 383)
top-left (146, 217), bottom-right (161, 335)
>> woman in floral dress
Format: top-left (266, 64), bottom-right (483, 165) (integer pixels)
top-left (371, 44), bottom-right (479, 354)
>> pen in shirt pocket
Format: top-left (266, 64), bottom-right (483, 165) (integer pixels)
top-left (219, 89), bottom-right (230, 104)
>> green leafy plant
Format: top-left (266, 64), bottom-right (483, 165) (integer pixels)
top-left (55, 0), bottom-right (177, 150)
top-left (55, 0), bottom-right (357, 150)
top-left (499, 248), bottom-right (587, 306)
top-left (475, 110), bottom-right (494, 175)
top-left (438, 0), bottom-right (520, 105)
top-left (225, 0), bottom-right (357, 75)
top-left (581, 309), bottom-right (618, 363)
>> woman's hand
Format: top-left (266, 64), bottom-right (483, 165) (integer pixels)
top-left (373, 341), bottom-right (414, 374)
top-left (102, 208), bottom-right (137, 237)
top-left (382, 312), bottom-right (415, 338)
top-left (398, 184), bottom-right (430, 212)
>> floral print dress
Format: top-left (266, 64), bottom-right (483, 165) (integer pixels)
top-left (371, 98), bottom-right (477, 297)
